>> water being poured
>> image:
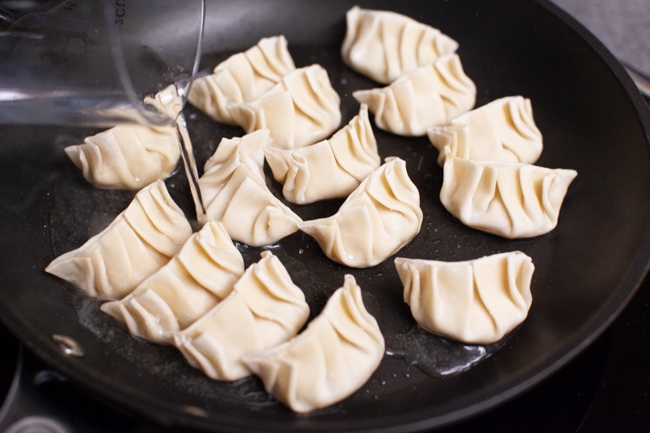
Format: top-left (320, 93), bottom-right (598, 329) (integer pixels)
top-left (175, 113), bottom-right (207, 225)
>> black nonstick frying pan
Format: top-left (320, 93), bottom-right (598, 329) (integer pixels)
top-left (1, 0), bottom-right (649, 432)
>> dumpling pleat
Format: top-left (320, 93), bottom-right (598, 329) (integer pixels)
top-left (264, 104), bottom-right (380, 204)
top-left (198, 130), bottom-right (302, 247)
top-left (229, 65), bottom-right (341, 150)
top-left (100, 220), bottom-right (245, 343)
top-left (440, 154), bottom-right (577, 238)
top-left (342, 6), bottom-right (458, 84)
top-left (125, 180), bottom-right (192, 257)
top-left (45, 180), bottom-right (192, 300)
top-left (174, 251), bottom-right (309, 382)
top-left (395, 251), bottom-right (535, 344)
top-left (64, 87), bottom-right (182, 190)
top-left (428, 96), bottom-right (543, 165)
top-left (300, 157), bottom-right (422, 268)
top-left (188, 35), bottom-right (296, 124)
top-left (243, 275), bottom-right (384, 413)
top-left (354, 54), bottom-right (475, 136)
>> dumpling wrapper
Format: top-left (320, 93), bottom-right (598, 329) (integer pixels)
top-left (45, 180), bottom-right (192, 300)
top-left (229, 64), bottom-right (341, 150)
top-left (264, 104), bottom-right (380, 204)
top-left (188, 35), bottom-right (296, 125)
top-left (395, 251), bottom-right (534, 344)
top-left (440, 149), bottom-right (578, 239)
top-left (202, 128), bottom-right (267, 191)
top-left (243, 274), bottom-right (384, 413)
top-left (174, 250), bottom-right (309, 382)
top-left (341, 6), bottom-right (458, 84)
top-left (353, 54), bottom-right (476, 137)
top-left (101, 220), bottom-right (245, 344)
top-left (198, 130), bottom-right (302, 247)
top-left (299, 157), bottom-right (423, 268)
top-left (65, 85), bottom-right (182, 190)
top-left (428, 96), bottom-right (543, 165)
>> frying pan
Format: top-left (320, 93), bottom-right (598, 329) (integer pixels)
top-left (1, 0), bottom-right (649, 431)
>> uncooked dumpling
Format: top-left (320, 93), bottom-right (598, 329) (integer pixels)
top-left (299, 157), bottom-right (423, 268)
top-left (229, 64), bottom-right (341, 150)
top-left (341, 6), bottom-right (458, 84)
top-left (174, 250), bottom-right (309, 382)
top-left (440, 149), bottom-right (578, 239)
top-left (202, 128), bottom-right (267, 190)
top-left (353, 54), bottom-right (476, 136)
top-left (395, 251), bottom-right (534, 344)
top-left (45, 180), bottom-right (192, 300)
top-left (242, 274), bottom-right (384, 413)
top-left (198, 130), bottom-right (302, 246)
top-left (428, 96), bottom-right (543, 165)
top-left (188, 35), bottom-right (296, 125)
top-left (264, 104), bottom-right (380, 204)
top-left (65, 86), bottom-right (182, 190)
top-left (100, 220), bottom-right (245, 344)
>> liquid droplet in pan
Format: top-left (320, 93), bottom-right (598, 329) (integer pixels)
top-left (384, 326), bottom-right (507, 377)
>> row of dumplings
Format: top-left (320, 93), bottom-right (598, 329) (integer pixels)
top-left (340, 8), bottom-right (545, 346)
top-left (63, 6), bottom-right (577, 245)
top-left (340, 8), bottom-right (577, 239)
top-left (46, 183), bottom-right (383, 413)
top-left (45, 177), bottom-right (533, 413)
top-left (430, 96), bottom-right (578, 239)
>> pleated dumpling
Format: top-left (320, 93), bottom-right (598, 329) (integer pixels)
top-left (299, 157), bottom-right (423, 268)
top-left (188, 35), bottom-right (296, 125)
top-left (395, 251), bottom-right (534, 344)
top-left (229, 64), bottom-right (341, 150)
top-left (428, 96), bottom-right (543, 165)
top-left (198, 129), bottom-right (302, 247)
top-left (243, 274), bottom-right (384, 413)
top-left (264, 104), bottom-right (380, 204)
top-left (440, 150), bottom-right (578, 239)
top-left (45, 180), bottom-right (192, 300)
top-left (100, 220), bottom-right (245, 344)
top-left (353, 54), bottom-right (476, 137)
top-left (65, 86), bottom-right (182, 190)
top-left (341, 6), bottom-right (458, 84)
top-left (201, 127), bottom-right (267, 190)
top-left (174, 251), bottom-right (310, 382)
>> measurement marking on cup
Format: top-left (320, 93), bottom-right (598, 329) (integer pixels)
top-left (115, 0), bottom-right (126, 25)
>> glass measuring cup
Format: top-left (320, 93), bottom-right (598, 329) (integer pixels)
top-left (0, 0), bottom-right (207, 221)
top-left (0, 0), bottom-right (205, 127)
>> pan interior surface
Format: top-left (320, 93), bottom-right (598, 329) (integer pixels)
top-left (0, 1), bottom-right (649, 432)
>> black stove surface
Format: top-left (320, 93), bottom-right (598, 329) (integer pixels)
top-left (1, 271), bottom-right (648, 433)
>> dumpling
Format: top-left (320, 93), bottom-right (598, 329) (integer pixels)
top-left (174, 250), bottom-right (309, 382)
top-left (395, 251), bottom-right (534, 344)
top-left (229, 64), bottom-right (341, 150)
top-left (440, 149), bottom-right (578, 239)
top-left (428, 96), bottom-right (543, 165)
top-left (188, 35), bottom-right (296, 125)
top-left (202, 128), bottom-right (267, 188)
top-left (64, 86), bottom-right (182, 190)
top-left (299, 157), bottom-right (423, 268)
top-left (264, 104), bottom-right (380, 204)
top-left (242, 274), bottom-right (384, 413)
top-left (45, 180), bottom-right (192, 300)
top-left (341, 6), bottom-right (458, 84)
top-left (100, 220), bottom-right (245, 344)
top-left (353, 54), bottom-right (476, 137)
top-left (198, 130), bottom-right (302, 247)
